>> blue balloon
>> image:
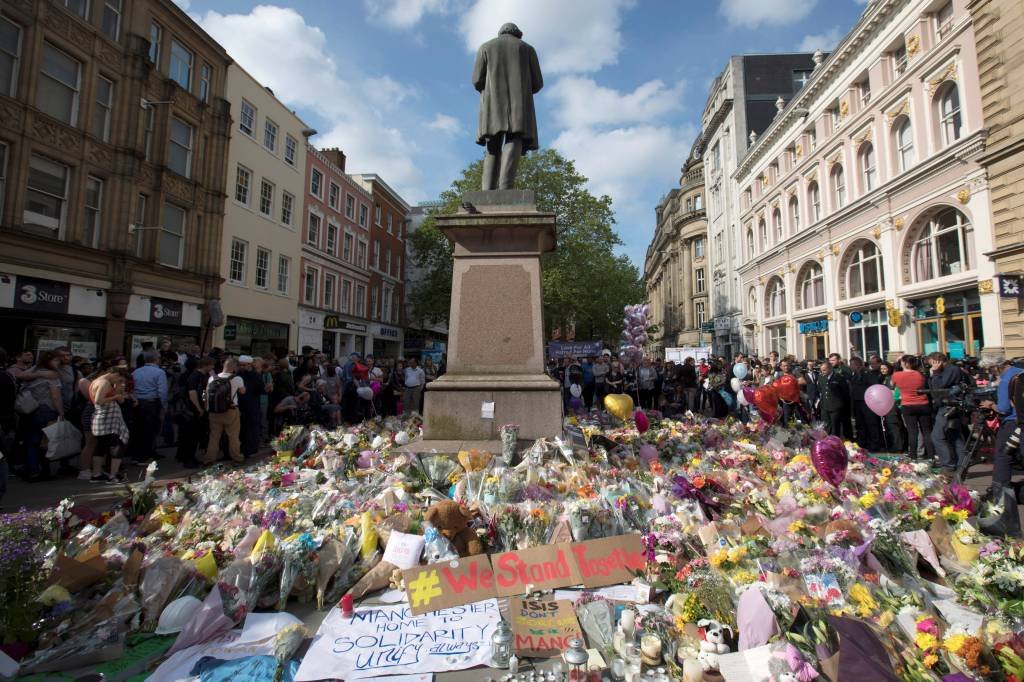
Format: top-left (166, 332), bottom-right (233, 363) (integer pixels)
top-left (733, 362), bottom-right (748, 380)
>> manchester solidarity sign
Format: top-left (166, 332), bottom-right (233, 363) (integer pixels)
top-left (401, 534), bottom-right (646, 615)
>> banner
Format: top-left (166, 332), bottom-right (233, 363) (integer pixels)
top-left (664, 346), bottom-right (712, 363)
top-left (547, 341), bottom-right (603, 359)
top-left (510, 597), bottom-right (584, 658)
top-left (402, 534), bottom-right (645, 615)
top-left (294, 600), bottom-right (500, 681)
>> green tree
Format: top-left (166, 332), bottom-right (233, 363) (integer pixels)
top-left (408, 149), bottom-right (644, 344)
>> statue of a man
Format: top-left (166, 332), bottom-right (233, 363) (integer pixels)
top-left (472, 23), bottom-right (543, 191)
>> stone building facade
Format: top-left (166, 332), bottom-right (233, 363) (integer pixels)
top-left (970, 0), bottom-right (1024, 356)
top-left (734, 0), bottom-right (1000, 363)
top-left (644, 148), bottom-right (709, 355)
top-left (0, 0), bottom-right (231, 358)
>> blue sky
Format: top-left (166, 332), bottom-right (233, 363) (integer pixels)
top-left (178, 0), bottom-right (867, 268)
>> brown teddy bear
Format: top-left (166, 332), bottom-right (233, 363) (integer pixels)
top-left (424, 500), bottom-right (485, 557)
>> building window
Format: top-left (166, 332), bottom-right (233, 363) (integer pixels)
top-left (93, 76), bottom-right (112, 141)
top-left (696, 268), bottom-right (705, 294)
top-left (235, 165), bottom-right (252, 204)
top-left (772, 208), bottom-right (783, 241)
top-left (343, 233), bottom-right (354, 261)
top-left (169, 40), bottom-right (193, 92)
top-left (859, 143), bottom-right (875, 192)
top-left (38, 43), bottom-right (80, 125)
top-left (340, 280), bottom-right (351, 313)
top-left (329, 182), bottom-right (339, 209)
top-left (808, 182), bottom-right (821, 222)
top-left (746, 228), bottom-right (754, 258)
top-left (142, 105), bottom-right (155, 161)
top-left (101, 0), bottom-right (122, 40)
top-left (936, 1), bottom-right (954, 38)
top-left (912, 208), bottom-right (973, 280)
top-left (758, 219), bottom-right (767, 251)
top-left (159, 203), bottom-right (185, 268)
top-left (255, 247), bottom-right (270, 289)
top-left (370, 286), bottom-right (378, 320)
top-left (382, 287), bottom-right (391, 322)
top-left (798, 262), bottom-right (824, 309)
top-left (857, 78), bottom-right (871, 107)
top-left (0, 17), bottom-right (20, 97)
top-left (307, 213), bottom-right (320, 246)
top-left (793, 69), bottom-right (813, 92)
top-left (83, 176), bottom-right (102, 248)
top-left (849, 308), bottom-right (890, 358)
top-left (148, 22), bottom-right (161, 64)
top-left (355, 284), bottom-right (366, 316)
top-left (168, 117), bottom-right (193, 177)
top-left (375, 203), bottom-right (382, 225)
top-left (277, 255), bottom-right (290, 294)
top-left (892, 42), bottom-right (908, 77)
top-left (0, 144), bottom-right (6, 218)
top-left (695, 300), bottom-right (707, 327)
top-left (807, 128), bottom-right (817, 151)
top-left (63, 0), bottom-right (88, 18)
top-left (24, 155), bottom-right (68, 237)
top-left (133, 193), bottom-right (146, 256)
top-left (239, 99), bottom-right (255, 136)
top-left (310, 168), bottom-right (323, 197)
top-left (303, 267), bottom-right (317, 305)
top-left (937, 84), bottom-right (962, 145)
top-left (387, 213), bottom-right (393, 233)
top-left (357, 241), bottom-right (367, 267)
top-left (373, 240), bottom-right (380, 269)
top-left (765, 277), bottom-right (786, 317)
top-left (830, 164), bottom-right (845, 209)
top-left (259, 179), bottom-right (274, 216)
top-left (199, 62), bottom-right (211, 103)
top-left (284, 135), bottom-right (297, 166)
top-left (281, 191), bottom-right (294, 226)
top-left (326, 223), bottom-right (338, 255)
top-left (345, 195), bottom-right (355, 219)
top-left (324, 274), bottom-right (336, 310)
top-left (788, 196), bottom-right (800, 232)
top-left (359, 204), bottom-right (368, 227)
top-left (747, 287), bottom-right (758, 316)
top-left (396, 254), bottom-right (401, 276)
top-left (895, 117), bottom-right (914, 172)
top-left (229, 238), bottom-right (247, 284)
top-left (694, 193), bottom-right (703, 210)
top-left (694, 237), bottom-right (705, 259)
top-left (714, 233), bottom-right (724, 264)
top-left (846, 241), bottom-right (884, 298)
top-left (768, 324), bottom-right (788, 355)
top-left (263, 118), bottom-right (277, 152)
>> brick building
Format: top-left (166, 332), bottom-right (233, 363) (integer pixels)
top-left (0, 0), bottom-right (231, 358)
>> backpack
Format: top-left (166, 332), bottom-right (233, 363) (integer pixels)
top-left (206, 375), bottom-right (235, 414)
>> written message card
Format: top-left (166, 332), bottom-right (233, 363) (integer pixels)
top-left (295, 600), bottom-right (499, 681)
top-left (510, 597), bottom-right (584, 658)
top-left (402, 534), bottom-right (645, 615)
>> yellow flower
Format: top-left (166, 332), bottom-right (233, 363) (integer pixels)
top-left (709, 549), bottom-right (728, 568)
top-left (878, 611), bottom-right (894, 627)
top-left (691, 458), bottom-right (702, 467)
top-left (849, 583), bottom-right (877, 613)
top-left (944, 634), bottom-right (968, 654)
top-left (923, 654), bottom-right (938, 668)
top-left (776, 481), bottom-right (793, 499)
top-left (915, 632), bottom-right (939, 651)
top-left (859, 492), bottom-right (878, 508)
top-left (881, 467), bottom-right (892, 477)
top-left (788, 520), bottom-right (805, 534)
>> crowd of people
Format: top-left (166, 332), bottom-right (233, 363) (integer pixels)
top-left (549, 349), bottom-right (1022, 493)
top-left (0, 340), bottom-right (446, 501)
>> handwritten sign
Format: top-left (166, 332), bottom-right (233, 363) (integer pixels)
top-left (402, 534), bottom-right (645, 615)
top-left (510, 598), bottom-right (584, 658)
top-left (294, 600), bottom-right (499, 681)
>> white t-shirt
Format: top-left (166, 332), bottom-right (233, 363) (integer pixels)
top-left (208, 372), bottom-right (245, 406)
top-left (404, 366), bottom-right (426, 387)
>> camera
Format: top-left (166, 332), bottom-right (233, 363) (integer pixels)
top-left (919, 385), bottom-right (996, 417)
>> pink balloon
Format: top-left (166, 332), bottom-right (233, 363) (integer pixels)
top-left (811, 436), bottom-right (848, 487)
top-left (370, 380), bottom-right (382, 396)
top-left (634, 409), bottom-right (650, 434)
top-left (639, 442), bottom-right (658, 462)
top-left (742, 386), bottom-right (756, 406)
top-left (864, 384), bottom-right (895, 417)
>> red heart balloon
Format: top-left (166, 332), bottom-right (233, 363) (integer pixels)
top-left (753, 386), bottom-right (779, 414)
top-left (634, 409), bottom-right (650, 434)
top-left (811, 435), bottom-right (848, 487)
top-left (775, 374), bottom-right (800, 403)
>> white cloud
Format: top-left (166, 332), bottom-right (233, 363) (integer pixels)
top-left (548, 77), bottom-right (685, 129)
top-left (197, 5), bottom-right (424, 198)
top-left (719, 0), bottom-right (818, 28)
top-left (798, 26), bottom-right (843, 52)
top-left (171, 0), bottom-right (191, 10)
top-left (458, 0), bottom-right (635, 74)
top-left (426, 113), bottom-right (461, 136)
top-left (364, 0), bottom-right (450, 29)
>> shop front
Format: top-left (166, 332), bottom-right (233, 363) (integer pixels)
top-left (797, 318), bottom-right (829, 361)
top-left (0, 273), bottom-right (107, 359)
top-left (223, 316), bottom-right (290, 358)
top-left (298, 307), bottom-right (369, 360)
top-left (124, 295), bottom-right (202, 360)
top-left (370, 323), bottom-right (403, 360)
top-left (909, 290), bottom-right (983, 359)
top-left (845, 307), bottom-right (890, 360)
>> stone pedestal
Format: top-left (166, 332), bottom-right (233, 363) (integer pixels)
top-left (422, 190), bottom-right (562, 442)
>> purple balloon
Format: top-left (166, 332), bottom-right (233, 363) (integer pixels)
top-left (864, 384), bottom-right (895, 417)
top-left (811, 436), bottom-right (848, 487)
top-left (742, 386), bottom-right (755, 405)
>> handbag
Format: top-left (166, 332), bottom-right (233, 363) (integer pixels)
top-left (43, 418), bottom-right (83, 461)
top-left (15, 386), bottom-right (39, 415)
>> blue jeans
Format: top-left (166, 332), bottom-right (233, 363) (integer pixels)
top-left (931, 410), bottom-right (964, 471)
top-left (25, 406), bottom-right (59, 476)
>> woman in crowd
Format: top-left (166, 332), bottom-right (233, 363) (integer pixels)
top-left (423, 356), bottom-right (438, 385)
top-left (89, 365), bottom-right (129, 483)
top-left (314, 379), bottom-right (343, 427)
top-left (76, 361), bottom-right (111, 481)
top-left (637, 358), bottom-right (657, 410)
top-left (878, 361), bottom-right (906, 453)
top-left (386, 359), bottom-right (405, 417)
top-left (892, 355), bottom-right (934, 462)
top-left (19, 350), bottom-right (65, 482)
top-left (605, 360), bottom-right (624, 395)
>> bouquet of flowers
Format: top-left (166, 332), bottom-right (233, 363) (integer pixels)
top-left (520, 505), bottom-right (553, 549)
top-left (491, 504), bottom-right (523, 552)
top-left (419, 455), bottom-right (462, 490)
top-left (950, 520), bottom-right (983, 563)
top-left (955, 541), bottom-right (1024, 622)
top-left (273, 622), bottom-right (307, 682)
top-left (277, 533), bottom-right (318, 610)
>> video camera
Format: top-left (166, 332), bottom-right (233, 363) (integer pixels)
top-left (918, 384), bottom-right (996, 416)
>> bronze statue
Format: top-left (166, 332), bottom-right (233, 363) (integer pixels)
top-left (472, 23), bottom-right (543, 191)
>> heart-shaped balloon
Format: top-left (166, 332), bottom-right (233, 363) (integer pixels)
top-left (742, 386), bottom-right (756, 406)
top-left (753, 386), bottom-right (779, 415)
top-left (811, 435), bottom-right (848, 487)
top-left (634, 409), bottom-right (650, 434)
top-left (775, 374), bottom-right (800, 403)
top-left (604, 393), bottom-right (635, 421)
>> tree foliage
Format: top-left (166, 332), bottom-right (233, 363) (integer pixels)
top-left (408, 149), bottom-right (645, 344)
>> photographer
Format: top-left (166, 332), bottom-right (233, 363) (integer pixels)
top-left (927, 352), bottom-right (969, 477)
top-left (981, 359), bottom-right (1022, 506)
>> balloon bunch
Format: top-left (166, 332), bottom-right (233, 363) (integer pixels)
top-left (619, 303), bottom-right (650, 366)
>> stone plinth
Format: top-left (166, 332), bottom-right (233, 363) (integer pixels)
top-left (423, 190), bottom-right (562, 441)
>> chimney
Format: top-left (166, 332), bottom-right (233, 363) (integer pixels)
top-left (322, 148), bottom-right (346, 172)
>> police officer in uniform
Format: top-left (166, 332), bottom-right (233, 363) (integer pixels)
top-left (816, 360), bottom-right (849, 437)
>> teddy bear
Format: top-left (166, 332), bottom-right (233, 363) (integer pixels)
top-left (696, 618), bottom-right (733, 672)
top-left (767, 642), bottom-right (819, 682)
top-left (424, 500), bottom-right (484, 557)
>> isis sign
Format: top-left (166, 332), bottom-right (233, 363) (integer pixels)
top-left (401, 534), bottom-right (645, 615)
top-left (14, 276), bottom-right (70, 314)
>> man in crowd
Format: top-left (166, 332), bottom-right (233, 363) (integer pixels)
top-left (129, 351), bottom-right (167, 466)
top-left (928, 352), bottom-right (968, 477)
top-left (205, 357), bottom-right (245, 467)
top-left (817, 359), bottom-right (848, 436)
top-left (849, 356), bottom-right (883, 451)
top-left (581, 357), bottom-right (596, 410)
top-left (982, 359), bottom-right (1023, 508)
top-left (403, 357), bottom-right (426, 417)
top-left (175, 356), bottom-right (212, 468)
top-left (592, 355), bottom-right (609, 403)
top-left (236, 355), bottom-right (266, 459)
top-left (679, 357), bottom-right (699, 413)
top-left (829, 353), bottom-right (854, 439)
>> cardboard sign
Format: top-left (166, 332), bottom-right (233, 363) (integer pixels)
top-left (403, 554), bottom-right (497, 614)
top-left (571, 535), bottom-right (646, 588)
top-left (510, 598), bottom-right (584, 658)
top-left (492, 543), bottom-right (582, 597)
top-left (382, 531), bottom-right (426, 570)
